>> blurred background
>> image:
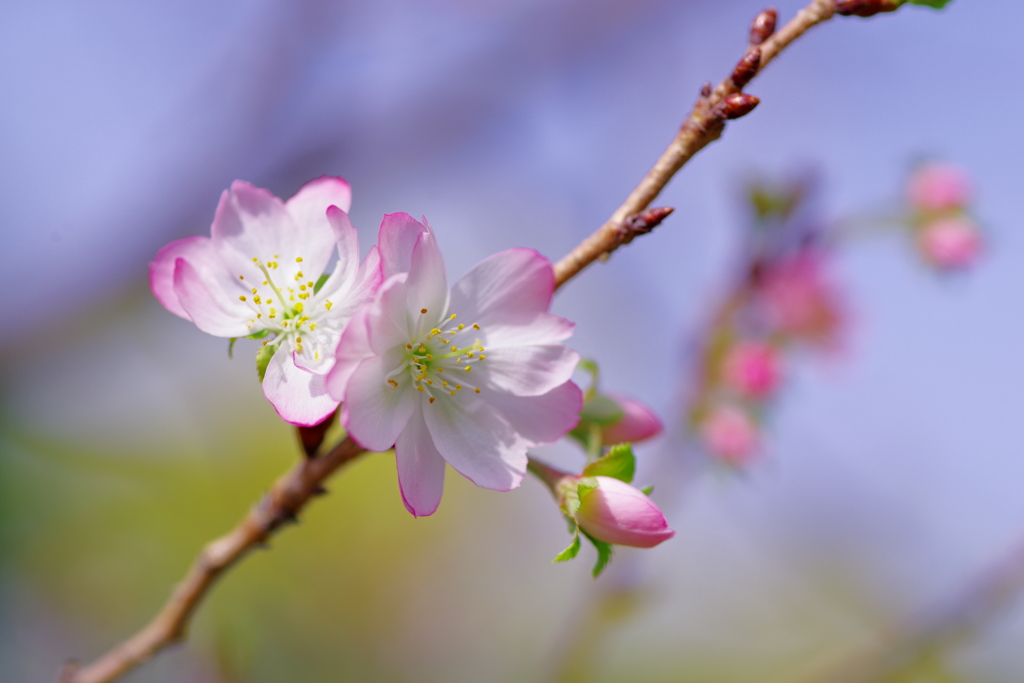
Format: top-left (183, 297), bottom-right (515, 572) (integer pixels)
top-left (2, 0), bottom-right (1022, 681)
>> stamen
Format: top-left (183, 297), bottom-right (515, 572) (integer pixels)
top-left (325, 300), bottom-right (333, 310)
top-left (473, 324), bottom-right (480, 330)
top-left (421, 308), bottom-right (428, 314)
top-left (474, 388), bottom-right (481, 393)
top-left (296, 257), bottom-right (303, 262)
top-left (429, 397), bottom-right (435, 403)
top-left (417, 386), bottom-right (425, 392)
top-left (239, 295), bottom-right (247, 301)
top-left (464, 366), bottom-right (472, 372)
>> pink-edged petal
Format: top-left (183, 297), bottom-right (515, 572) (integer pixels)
top-left (172, 258), bottom-right (253, 337)
top-left (474, 344), bottom-right (579, 396)
top-left (149, 235), bottom-right (218, 320)
top-left (449, 248), bottom-right (555, 325)
top-left (324, 206), bottom-right (361, 293)
top-left (404, 230), bottom-right (449, 324)
top-left (423, 391), bottom-right (527, 492)
top-left (394, 403), bottom-right (447, 517)
top-left (480, 381), bottom-right (582, 446)
top-left (286, 175), bottom-right (352, 225)
top-left (343, 347), bottom-right (417, 451)
top-left (326, 305), bottom-right (374, 401)
top-left (378, 212), bottom-right (428, 278)
top-left (211, 182), bottom-right (296, 268)
top-left (477, 313), bottom-right (575, 349)
top-left (291, 329), bottom-right (338, 374)
top-left (366, 274), bottom-right (412, 354)
top-left (262, 348), bottom-right (341, 427)
top-left (314, 244), bottom-right (383, 319)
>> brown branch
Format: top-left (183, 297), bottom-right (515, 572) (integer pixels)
top-left (552, 0), bottom-right (839, 288)
top-left (61, 436), bottom-right (366, 683)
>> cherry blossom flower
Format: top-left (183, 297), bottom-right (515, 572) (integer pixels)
top-left (700, 404), bottom-right (759, 464)
top-left (723, 340), bottom-right (781, 400)
top-left (150, 178), bottom-right (381, 426)
top-left (907, 163), bottom-right (972, 212)
top-left (760, 249), bottom-right (844, 347)
top-left (917, 217), bottom-right (982, 270)
top-left (574, 476), bottom-right (675, 549)
top-left (601, 393), bottom-right (664, 445)
top-left (326, 213), bottom-right (582, 517)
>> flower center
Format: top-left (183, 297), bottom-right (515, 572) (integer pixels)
top-left (237, 255), bottom-right (335, 363)
top-left (390, 310), bottom-right (487, 403)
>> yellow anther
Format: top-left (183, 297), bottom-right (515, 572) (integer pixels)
top-left (299, 284), bottom-right (307, 291)
top-left (440, 339), bottom-right (450, 344)
top-left (239, 275), bottom-right (245, 279)
top-left (472, 324), bottom-right (480, 330)
top-left (252, 257), bottom-right (258, 262)
top-left (437, 368), bottom-right (444, 373)
top-left (266, 299), bottom-right (273, 305)
top-left (442, 381), bottom-right (448, 387)
top-left (309, 323), bottom-right (317, 331)
top-left (296, 257), bottom-right (303, 262)
top-left (325, 300), bottom-right (333, 310)
top-left (426, 355), bottom-right (433, 360)
top-left (253, 295), bottom-right (262, 304)
top-left (429, 397), bottom-right (435, 403)
top-left (451, 346), bottom-right (457, 352)
top-left (449, 314), bottom-right (456, 319)
top-left (474, 387), bottom-right (481, 393)
top-left (467, 352), bottom-right (474, 358)
top-left (262, 340), bottom-right (269, 346)
top-left (388, 379), bottom-right (399, 389)
top-left (431, 328), bottom-right (441, 335)
top-left (296, 271), bottom-right (304, 279)
top-left (296, 337), bottom-right (302, 343)
top-left (263, 280), bottom-right (269, 285)
top-left (406, 344), bottom-right (413, 350)
top-left (289, 295), bottom-right (295, 301)
top-left (458, 324), bottom-right (464, 330)
top-left (257, 313), bottom-right (262, 319)
top-left (464, 366), bottom-right (472, 372)
top-left (426, 379), bottom-right (433, 385)
top-left (450, 390), bottom-right (456, 396)
top-left (239, 295), bottom-right (247, 301)
top-left (416, 375), bottom-right (425, 381)
top-left (299, 292), bottom-right (309, 300)
top-left (417, 386), bottom-right (425, 392)
top-left (421, 308), bottom-right (428, 314)
top-left (274, 254), bottom-right (279, 258)
top-left (250, 287), bottom-right (256, 294)
top-left (307, 281), bottom-right (314, 288)
top-left (294, 302), bottom-right (304, 313)
top-left (282, 321), bottom-right (289, 327)
top-left (456, 385), bottom-right (462, 390)
top-left (296, 344), bottom-right (303, 352)
top-left (478, 355), bottom-right (486, 360)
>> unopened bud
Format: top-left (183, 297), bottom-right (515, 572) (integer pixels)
top-left (907, 163), bottom-right (972, 212)
top-left (575, 476), bottom-right (675, 549)
top-left (601, 394), bottom-right (664, 445)
top-left (749, 8), bottom-right (778, 45)
top-left (917, 217), bottom-right (982, 270)
top-left (835, 0), bottom-right (903, 18)
top-left (700, 82), bottom-right (712, 98)
top-left (731, 48), bottom-right (762, 90)
top-left (700, 405), bottom-right (759, 464)
top-left (722, 341), bottom-right (781, 400)
top-left (720, 93), bottom-right (760, 120)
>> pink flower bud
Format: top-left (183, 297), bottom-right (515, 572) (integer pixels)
top-left (761, 251), bottom-right (844, 347)
top-left (575, 476), bottom-right (675, 549)
top-left (917, 217), bottom-right (982, 270)
top-left (907, 163), bottom-right (973, 212)
top-left (601, 393), bottom-right (664, 444)
top-left (722, 341), bottom-right (781, 400)
top-left (699, 405), bottom-right (759, 464)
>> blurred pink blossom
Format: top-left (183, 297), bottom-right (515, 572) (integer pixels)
top-left (918, 217), bottom-right (983, 270)
top-left (575, 476), bottom-right (675, 549)
top-left (722, 340), bottom-right (781, 400)
top-left (601, 393), bottom-right (664, 444)
top-left (907, 163), bottom-right (973, 212)
top-left (700, 404), bottom-right (759, 464)
top-left (760, 250), bottom-right (844, 347)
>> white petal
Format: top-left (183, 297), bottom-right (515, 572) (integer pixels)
top-left (262, 348), bottom-right (341, 427)
top-left (473, 344), bottom-right (579, 396)
top-left (342, 347), bottom-right (416, 452)
top-left (480, 381), bottom-right (582, 446)
top-left (394, 403), bottom-right (447, 517)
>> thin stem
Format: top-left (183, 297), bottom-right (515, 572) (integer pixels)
top-left (552, 0), bottom-right (837, 288)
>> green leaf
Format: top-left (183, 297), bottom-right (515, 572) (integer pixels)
top-left (553, 528), bottom-right (581, 563)
top-left (230, 329), bottom-right (273, 359)
top-left (228, 338), bottom-right (238, 359)
top-left (577, 358), bottom-right (600, 398)
top-left (908, 0), bottom-right (952, 7)
top-left (576, 477), bottom-right (599, 500)
top-left (582, 443), bottom-right (635, 483)
top-left (579, 395), bottom-right (625, 426)
top-left (641, 485), bottom-right (654, 496)
top-left (581, 530), bottom-right (614, 578)
top-left (247, 329), bottom-right (271, 340)
top-left (255, 343), bottom-right (277, 383)
top-left (313, 274), bottom-right (330, 294)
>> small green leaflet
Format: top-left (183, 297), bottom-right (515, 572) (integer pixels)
top-left (579, 395), bottom-right (624, 426)
top-left (576, 477), bottom-right (599, 501)
top-left (313, 274), bottom-right (330, 294)
top-left (582, 443), bottom-right (635, 484)
top-left (228, 329), bottom-right (272, 359)
top-left (553, 528), bottom-right (581, 563)
top-left (256, 343), bottom-right (277, 382)
top-left (908, 0), bottom-right (952, 7)
top-left (641, 485), bottom-right (654, 496)
top-left (581, 530), bottom-right (614, 578)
